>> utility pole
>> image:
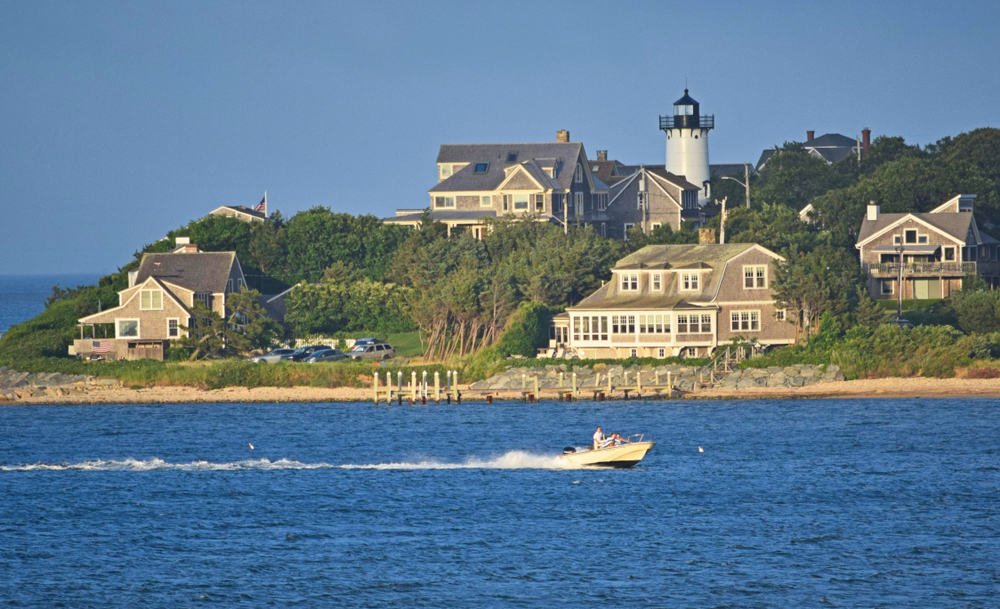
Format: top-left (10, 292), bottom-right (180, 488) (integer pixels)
top-left (743, 163), bottom-right (750, 209)
top-left (719, 196), bottom-right (727, 244)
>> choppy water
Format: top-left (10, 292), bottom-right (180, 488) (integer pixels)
top-left (1, 399), bottom-right (998, 608)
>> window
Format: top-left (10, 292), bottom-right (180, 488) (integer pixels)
top-left (881, 280), bottom-right (893, 295)
top-left (918, 235), bottom-right (928, 244)
top-left (439, 164), bottom-right (452, 179)
top-left (574, 192), bottom-right (583, 215)
top-left (651, 273), bottom-right (662, 291)
top-left (553, 194), bottom-right (561, 214)
top-left (140, 289), bottom-right (162, 310)
top-left (905, 229), bottom-right (917, 244)
top-left (434, 196), bottom-right (456, 208)
top-left (474, 162), bottom-right (489, 173)
top-left (611, 315), bottom-right (636, 334)
top-left (574, 315), bottom-right (608, 341)
top-left (623, 223), bottom-right (634, 240)
top-left (943, 246), bottom-right (956, 261)
top-left (658, 348), bottom-right (666, 358)
top-left (651, 222), bottom-right (661, 229)
top-left (680, 272), bottom-right (700, 291)
top-left (775, 309), bottom-right (786, 321)
top-left (743, 265), bottom-right (767, 289)
top-left (117, 319), bottom-right (139, 338)
top-left (574, 164), bottom-right (583, 183)
top-left (639, 314), bottom-right (669, 334)
top-left (506, 152), bottom-right (518, 163)
top-left (535, 194), bottom-right (544, 212)
top-left (893, 234), bottom-right (901, 245)
top-left (700, 313), bottom-right (712, 333)
top-left (513, 195), bottom-right (529, 210)
top-left (167, 318), bottom-right (180, 338)
top-left (730, 310), bottom-right (761, 332)
top-left (630, 348), bottom-right (638, 358)
top-left (676, 314), bottom-right (711, 334)
top-left (195, 292), bottom-right (212, 310)
top-left (620, 273), bottom-right (639, 291)
top-left (502, 195), bottom-right (510, 211)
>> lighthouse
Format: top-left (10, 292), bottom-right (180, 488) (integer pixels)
top-left (659, 89), bottom-right (714, 204)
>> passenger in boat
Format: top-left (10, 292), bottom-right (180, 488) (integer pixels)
top-left (592, 426), bottom-right (605, 450)
top-left (608, 432), bottom-right (630, 446)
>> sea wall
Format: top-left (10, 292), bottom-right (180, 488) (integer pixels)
top-left (469, 363), bottom-right (844, 393)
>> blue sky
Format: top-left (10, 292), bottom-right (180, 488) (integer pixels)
top-left (1, 0), bottom-right (998, 275)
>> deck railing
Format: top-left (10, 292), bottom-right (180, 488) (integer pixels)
top-left (863, 261), bottom-right (976, 276)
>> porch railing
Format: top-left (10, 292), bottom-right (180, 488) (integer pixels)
top-left (863, 261), bottom-right (976, 276)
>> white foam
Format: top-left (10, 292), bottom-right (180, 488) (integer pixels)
top-left (0, 451), bottom-right (575, 472)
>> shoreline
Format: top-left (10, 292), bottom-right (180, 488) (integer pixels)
top-left (6, 376), bottom-right (1000, 405)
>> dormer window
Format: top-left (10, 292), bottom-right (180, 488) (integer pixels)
top-left (506, 152), bottom-right (518, 163)
top-left (440, 164), bottom-right (452, 180)
top-left (679, 272), bottom-right (700, 291)
top-left (620, 273), bottom-right (639, 291)
top-left (474, 162), bottom-right (489, 173)
top-left (574, 164), bottom-right (583, 183)
top-left (651, 273), bottom-right (662, 291)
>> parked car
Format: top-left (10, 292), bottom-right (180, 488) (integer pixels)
top-left (249, 348), bottom-right (295, 364)
top-left (285, 345), bottom-right (333, 362)
top-left (348, 342), bottom-right (395, 360)
top-left (304, 348), bottom-right (348, 363)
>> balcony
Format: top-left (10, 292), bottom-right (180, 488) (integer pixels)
top-left (863, 261), bottom-right (976, 277)
top-left (659, 115), bottom-right (715, 130)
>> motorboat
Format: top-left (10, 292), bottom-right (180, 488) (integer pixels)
top-left (559, 434), bottom-right (655, 468)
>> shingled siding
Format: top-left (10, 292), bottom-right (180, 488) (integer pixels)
top-left (860, 217), bottom-right (969, 300)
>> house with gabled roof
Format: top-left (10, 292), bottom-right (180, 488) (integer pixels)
top-left (757, 129), bottom-right (871, 171)
top-left (548, 240), bottom-right (795, 359)
top-left (603, 166), bottom-right (702, 240)
top-left (385, 130), bottom-right (608, 238)
top-left (856, 194), bottom-right (999, 300)
top-left (69, 238), bottom-right (248, 361)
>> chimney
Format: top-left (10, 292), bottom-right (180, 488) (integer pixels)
top-left (597, 150), bottom-right (608, 162)
top-left (806, 130), bottom-right (815, 142)
top-left (866, 201), bottom-right (879, 221)
top-left (861, 128), bottom-right (871, 155)
top-left (556, 129), bottom-right (570, 143)
top-left (128, 270), bottom-right (138, 288)
top-left (699, 228), bottom-right (717, 244)
top-left (174, 236), bottom-right (199, 253)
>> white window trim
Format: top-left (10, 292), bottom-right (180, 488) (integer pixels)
top-left (743, 264), bottom-right (768, 289)
top-left (574, 164), bottom-right (583, 183)
top-left (619, 272), bottom-right (639, 291)
top-left (730, 310), bottom-right (761, 332)
top-left (678, 271), bottom-right (701, 291)
top-left (140, 289), bottom-right (163, 311)
top-left (434, 196), bottom-right (456, 209)
top-left (116, 318), bottom-right (140, 339)
top-left (166, 318), bottom-right (180, 338)
top-left (651, 272), bottom-right (663, 291)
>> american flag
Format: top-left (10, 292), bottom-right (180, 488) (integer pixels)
top-left (92, 340), bottom-right (114, 354)
top-left (253, 193), bottom-right (267, 214)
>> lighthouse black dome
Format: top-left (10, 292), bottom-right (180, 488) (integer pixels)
top-left (673, 89), bottom-right (699, 119)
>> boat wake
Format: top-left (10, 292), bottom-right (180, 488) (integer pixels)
top-left (0, 451), bottom-right (574, 472)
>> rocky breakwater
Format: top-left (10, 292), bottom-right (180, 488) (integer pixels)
top-left (0, 366), bottom-right (111, 402)
top-left (715, 364), bottom-right (845, 389)
top-left (469, 363), bottom-right (710, 394)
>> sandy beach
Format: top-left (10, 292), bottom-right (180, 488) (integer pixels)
top-left (6, 376), bottom-right (1000, 405)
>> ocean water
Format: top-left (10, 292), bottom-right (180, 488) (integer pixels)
top-left (1, 398), bottom-right (997, 607)
top-left (0, 274), bottom-right (100, 334)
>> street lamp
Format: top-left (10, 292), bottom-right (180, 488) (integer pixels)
top-left (720, 163), bottom-right (751, 209)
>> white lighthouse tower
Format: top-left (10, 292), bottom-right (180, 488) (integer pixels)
top-left (659, 89), bottom-right (714, 204)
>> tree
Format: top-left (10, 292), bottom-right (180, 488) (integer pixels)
top-left (773, 245), bottom-right (865, 340)
top-left (178, 290), bottom-right (279, 360)
top-left (951, 287), bottom-right (1000, 334)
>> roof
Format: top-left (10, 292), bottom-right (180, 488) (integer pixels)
top-left (572, 243), bottom-right (771, 311)
top-left (135, 251), bottom-right (238, 293)
top-left (857, 211), bottom-right (974, 244)
top-left (807, 133), bottom-right (857, 148)
top-left (431, 142), bottom-right (586, 193)
top-left (212, 205), bottom-right (266, 220)
top-left (384, 210), bottom-right (498, 223)
top-left (673, 89), bottom-right (698, 106)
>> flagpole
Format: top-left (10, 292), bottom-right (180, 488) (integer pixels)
top-left (264, 191), bottom-right (268, 216)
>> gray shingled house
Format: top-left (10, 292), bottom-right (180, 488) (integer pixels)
top-left (548, 241), bottom-right (796, 359)
top-left (70, 238), bottom-right (247, 361)
top-left (856, 194), bottom-right (999, 300)
top-left (385, 130), bottom-right (608, 237)
top-left (603, 166), bottom-right (702, 240)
